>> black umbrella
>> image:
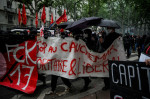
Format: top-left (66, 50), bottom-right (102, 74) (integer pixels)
top-left (57, 21), bottom-right (74, 29)
top-left (65, 17), bottom-right (102, 31)
top-left (98, 19), bottom-right (121, 29)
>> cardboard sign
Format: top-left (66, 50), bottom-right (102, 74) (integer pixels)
top-left (37, 37), bottom-right (126, 79)
top-left (0, 40), bottom-right (38, 94)
top-left (109, 61), bottom-right (150, 99)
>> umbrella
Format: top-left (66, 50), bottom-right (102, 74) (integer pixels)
top-left (57, 21), bottom-right (74, 29)
top-left (98, 19), bottom-right (121, 29)
top-left (65, 17), bottom-right (102, 31)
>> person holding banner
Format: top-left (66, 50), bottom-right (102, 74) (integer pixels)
top-left (70, 29), bottom-right (92, 92)
top-left (144, 35), bottom-right (150, 65)
top-left (81, 29), bottom-right (99, 92)
top-left (46, 30), bottom-right (73, 95)
top-left (145, 59), bottom-right (150, 65)
top-left (101, 27), bottom-right (121, 90)
top-left (49, 75), bottom-right (73, 94)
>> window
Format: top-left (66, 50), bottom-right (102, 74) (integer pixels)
top-left (8, 15), bottom-right (13, 23)
top-left (7, 0), bottom-right (12, 8)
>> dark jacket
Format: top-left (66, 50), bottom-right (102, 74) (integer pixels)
top-left (101, 32), bottom-right (121, 51)
top-left (144, 36), bottom-right (150, 56)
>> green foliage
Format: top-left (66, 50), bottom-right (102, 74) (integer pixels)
top-left (14, 0), bottom-right (150, 30)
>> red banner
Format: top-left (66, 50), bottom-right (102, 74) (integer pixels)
top-left (0, 39), bottom-right (38, 94)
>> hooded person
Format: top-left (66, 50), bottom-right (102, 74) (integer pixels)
top-left (101, 27), bottom-right (121, 90)
top-left (70, 29), bottom-right (92, 92)
top-left (83, 29), bottom-right (98, 52)
top-left (71, 29), bottom-right (83, 40)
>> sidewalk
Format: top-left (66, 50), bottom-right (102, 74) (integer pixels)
top-left (0, 77), bottom-right (109, 99)
top-left (19, 78), bottom-right (109, 99)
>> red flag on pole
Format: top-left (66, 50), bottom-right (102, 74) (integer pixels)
top-left (56, 9), bottom-right (67, 24)
top-left (50, 13), bottom-right (54, 24)
top-left (41, 6), bottom-right (46, 24)
top-left (22, 4), bottom-right (27, 25)
top-left (35, 12), bottom-right (38, 28)
top-left (40, 25), bottom-right (44, 37)
top-left (18, 8), bottom-right (22, 25)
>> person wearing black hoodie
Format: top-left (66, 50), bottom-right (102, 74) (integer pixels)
top-left (101, 27), bottom-right (121, 90)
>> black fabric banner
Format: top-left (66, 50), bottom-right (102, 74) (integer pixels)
top-left (109, 60), bottom-right (150, 99)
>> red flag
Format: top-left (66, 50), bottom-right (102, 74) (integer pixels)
top-left (35, 12), bottom-right (38, 28)
top-left (50, 13), bottom-right (54, 24)
top-left (22, 4), bottom-right (27, 25)
top-left (18, 8), bottom-right (22, 25)
top-left (41, 6), bottom-right (46, 24)
top-left (40, 25), bottom-right (44, 37)
top-left (56, 9), bottom-right (67, 24)
top-left (60, 28), bottom-right (64, 32)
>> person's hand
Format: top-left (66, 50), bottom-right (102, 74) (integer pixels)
top-left (145, 59), bottom-right (150, 65)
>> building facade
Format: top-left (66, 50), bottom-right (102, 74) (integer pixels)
top-left (0, 0), bottom-right (60, 31)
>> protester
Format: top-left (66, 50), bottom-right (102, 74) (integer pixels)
top-left (47, 29), bottom-right (73, 95)
top-left (143, 35), bottom-right (150, 65)
top-left (130, 35), bottom-right (136, 53)
top-left (48, 75), bottom-right (73, 94)
top-left (145, 59), bottom-right (150, 65)
top-left (101, 27), bottom-right (121, 90)
top-left (97, 34), bottom-right (104, 53)
top-left (137, 35), bottom-right (146, 58)
top-left (71, 29), bottom-right (92, 92)
top-left (96, 30), bottom-right (106, 53)
top-left (123, 34), bottom-right (131, 58)
top-left (38, 73), bottom-right (47, 85)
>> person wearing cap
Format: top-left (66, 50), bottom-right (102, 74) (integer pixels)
top-left (101, 27), bottom-right (121, 90)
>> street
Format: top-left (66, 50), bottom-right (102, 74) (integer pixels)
top-left (0, 52), bottom-right (138, 99)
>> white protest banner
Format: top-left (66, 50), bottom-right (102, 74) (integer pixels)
top-left (37, 37), bottom-right (126, 79)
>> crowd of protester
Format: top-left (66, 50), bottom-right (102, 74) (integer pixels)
top-left (1, 26), bottom-right (150, 95)
top-left (123, 33), bottom-right (149, 59)
top-left (40, 27), bottom-right (120, 94)
top-left (42, 27), bottom-right (150, 94)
